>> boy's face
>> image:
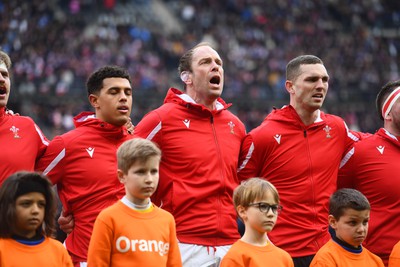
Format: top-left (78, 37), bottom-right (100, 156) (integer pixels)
top-left (14, 192), bottom-right (46, 238)
top-left (238, 190), bottom-right (278, 235)
top-left (329, 208), bottom-right (370, 247)
top-left (89, 77), bottom-right (132, 127)
top-left (118, 156), bottom-right (160, 205)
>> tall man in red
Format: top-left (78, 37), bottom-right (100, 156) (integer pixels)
top-left (36, 65), bottom-right (133, 267)
top-left (134, 42), bottom-right (246, 266)
top-left (339, 80), bottom-right (400, 266)
top-left (0, 50), bottom-right (48, 183)
top-left (238, 55), bottom-right (364, 267)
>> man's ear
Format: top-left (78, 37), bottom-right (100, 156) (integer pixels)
top-left (88, 94), bottom-right (99, 108)
top-left (285, 80), bottom-right (294, 94)
top-left (180, 71), bottom-right (192, 85)
top-left (385, 112), bottom-right (393, 121)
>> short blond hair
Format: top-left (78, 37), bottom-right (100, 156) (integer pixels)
top-left (117, 138), bottom-right (161, 173)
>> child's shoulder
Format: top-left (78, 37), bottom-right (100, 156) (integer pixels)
top-left (311, 240), bottom-right (384, 267)
top-left (153, 205), bottom-right (175, 220)
top-left (92, 201), bottom-right (124, 225)
top-left (45, 237), bottom-right (70, 251)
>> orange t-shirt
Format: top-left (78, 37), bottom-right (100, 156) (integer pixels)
top-left (87, 200), bottom-right (182, 267)
top-left (389, 241), bottom-right (400, 267)
top-left (0, 237), bottom-right (73, 266)
top-left (220, 239), bottom-right (294, 267)
top-left (310, 239), bottom-right (384, 267)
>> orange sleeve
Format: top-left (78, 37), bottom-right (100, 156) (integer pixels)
top-left (87, 209), bottom-right (114, 267)
top-left (166, 213), bottom-right (182, 267)
top-left (389, 241), bottom-right (400, 267)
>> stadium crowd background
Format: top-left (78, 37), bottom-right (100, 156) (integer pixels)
top-left (1, 0), bottom-right (400, 139)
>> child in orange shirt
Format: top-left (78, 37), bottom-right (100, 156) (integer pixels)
top-left (0, 171), bottom-right (73, 266)
top-left (310, 188), bottom-right (384, 266)
top-left (389, 241), bottom-right (400, 267)
top-left (220, 177), bottom-right (294, 267)
top-left (87, 138), bottom-right (182, 267)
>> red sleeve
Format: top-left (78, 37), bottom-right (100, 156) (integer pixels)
top-left (338, 145), bottom-right (357, 189)
top-left (133, 111), bottom-right (163, 146)
top-left (33, 123), bottom-right (49, 162)
top-left (350, 130), bottom-right (372, 140)
top-left (237, 133), bottom-right (259, 182)
top-left (35, 135), bottom-right (66, 185)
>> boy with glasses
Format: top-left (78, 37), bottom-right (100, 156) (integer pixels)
top-left (220, 178), bottom-right (293, 267)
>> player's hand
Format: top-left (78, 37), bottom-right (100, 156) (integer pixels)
top-left (5, 109), bottom-right (20, 116)
top-left (58, 213), bottom-right (74, 234)
top-left (125, 118), bottom-right (135, 135)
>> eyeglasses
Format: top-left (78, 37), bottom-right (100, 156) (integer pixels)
top-left (248, 202), bottom-right (283, 214)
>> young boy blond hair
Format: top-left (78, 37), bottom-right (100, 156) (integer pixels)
top-left (220, 177), bottom-right (293, 267)
top-left (310, 188), bottom-right (384, 266)
top-left (87, 138), bottom-right (182, 267)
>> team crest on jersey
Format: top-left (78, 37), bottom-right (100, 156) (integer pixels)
top-left (228, 121), bottom-right (235, 134)
top-left (10, 125), bottom-right (21, 138)
top-left (323, 125), bottom-right (332, 138)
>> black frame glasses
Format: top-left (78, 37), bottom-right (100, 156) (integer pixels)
top-left (248, 202), bottom-right (283, 214)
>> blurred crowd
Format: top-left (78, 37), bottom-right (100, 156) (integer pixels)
top-left (1, 0), bottom-right (399, 138)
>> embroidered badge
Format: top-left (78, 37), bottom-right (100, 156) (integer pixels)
top-left (228, 121), bottom-right (235, 134)
top-left (323, 125), bottom-right (332, 138)
top-left (10, 125), bottom-right (20, 138)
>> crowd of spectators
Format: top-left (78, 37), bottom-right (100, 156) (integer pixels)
top-left (1, 0), bottom-right (399, 138)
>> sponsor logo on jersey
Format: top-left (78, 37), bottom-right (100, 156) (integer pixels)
top-left (183, 119), bottom-right (190, 128)
top-left (86, 147), bottom-right (95, 158)
top-left (116, 236), bottom-right (170, 256)
top-left (376, 145), bottom-right (385, 154)
top-left (273, 134), bottom-right (281, 144)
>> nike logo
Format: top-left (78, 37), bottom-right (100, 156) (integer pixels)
top-left (274, 134), bottom-right (281, 144)
top-left (183, 119), bottom-right (190, 128)
top-left (376, 146), bottom-right (384, 154)
top-left (86, 147), bottom-right (95, 158)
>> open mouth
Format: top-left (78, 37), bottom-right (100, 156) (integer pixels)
top-left (210, 75), bottom-right (220, 85)
top-left (0, 87), bottom-right (6, 95)
top-left (312, 93), bottom-right (323, 99)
